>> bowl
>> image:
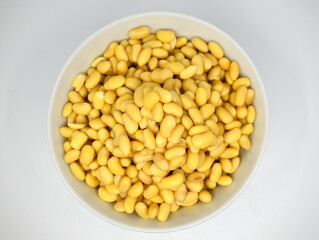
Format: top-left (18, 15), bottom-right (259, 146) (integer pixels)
top-left (48, 12), bottom-right (268, 232)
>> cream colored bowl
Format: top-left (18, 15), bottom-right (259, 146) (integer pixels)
top-left (48, 12), bottom-right (268, 232)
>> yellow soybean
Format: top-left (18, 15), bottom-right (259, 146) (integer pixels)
top-left (70, 162), bottom-right (85, 181)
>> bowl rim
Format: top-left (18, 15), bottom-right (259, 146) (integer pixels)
top-left (48, 11), bottom-right (269, 233)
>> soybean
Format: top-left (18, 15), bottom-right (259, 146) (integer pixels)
top-left (70, 162), bottom-right (85, 181)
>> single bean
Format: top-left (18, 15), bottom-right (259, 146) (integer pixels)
top-left (85, 173), bottom-right (100, 187)
top-left (148, 202), bottom-right (159, 219)
top-left (246, 105), bottom-right (256, 123)
top-left (129, 26), bottom-right (151, 39)
top-left (191, 37), bottom-right (208, 53)
top-left (224, 128), bottom-right (241, 144)
top-left (198, 190), bottom-right (212, 203)
top-left (208, 41), bottom-right (224, 59)
top-left (185, 180), bottom-right (203, 192)
top-left (179, 65), bottom-right (198, 79)
top-left (209, 162), bottom-right (222, 182)
top-left (98, 187), bottom-right (117, 202)
top-left (79, 145), bottom-right (95, 165)
top-left (122, 113), bottom-right (138, 134)
top-left (138, 47), bottom-right (152, 66)
top-left (215, 107), bottom-right (233, 124)
top-left (128, 181), bottom-right (144, 198)
top-left (96, 166), bottom-right (113, 184)
top-left (163, 102), bottom-right (183, 117)
top-left (156, 30), bottom-right (175, 43)
top-left (103, 42), bottom-right (118, 58)
top-left (239, 135), bottom-right (252, 150)
top-left (104, 75), bottom-right (125, 90)
top-left (142, 91), bottom-right (160, 110)
top-left (245, 89), bottom-right (255, 105)
top-left (157, 203), bottom-right (171, 222)
top-left (241, 123), bottom-right (254, 135)
top-left (161, 172), bottom-right (184, 190)
top-left (217, 175), bottom-right (232, 186)
top-left (160, 115), bottom-right (176, 138)
top-left (164, 147), bottom-right (186, 160)
top-left (189, 108), bottom-right (204, 125)
top-left (220, 147), bottom-right (239, 158)
top-left (181, 192), bottom-right (198, 207)
top-left (124, 196), bottom-right (137, 214)
top-left (235, 86), bottom-right (248, 107)
top-left (70, 132), bottom-right (88, 149)
top-left (64, 149), bottom-right (80, 163)
top-left (135, 202), bottom-right (149, 219)
top-left (118, 134), bottom-right (131, 156)
top-left (229, 61), bottom-right (240, 80)
top-left (70, 162), bottom-right (85, 181)
top-left (160, 189), bottom-right (174, 204)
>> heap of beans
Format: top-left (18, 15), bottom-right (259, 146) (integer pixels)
top-left (60, 26), bottom-right (256, 221)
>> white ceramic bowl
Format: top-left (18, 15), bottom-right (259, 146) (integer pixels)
top-left (48, 12), bottom-right (268, 232)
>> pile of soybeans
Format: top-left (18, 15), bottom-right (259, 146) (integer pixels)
top-left (59, 26), bottom-right (256, 221)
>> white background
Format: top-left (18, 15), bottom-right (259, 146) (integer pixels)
top-left (1, 0), bottom-right (318, 239)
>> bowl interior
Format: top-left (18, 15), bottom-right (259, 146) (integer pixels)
top-left (48, 12), bottom-right (268, 232)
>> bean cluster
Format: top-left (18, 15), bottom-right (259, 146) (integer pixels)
top-left (60, 26), bottom-right (256, 221)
